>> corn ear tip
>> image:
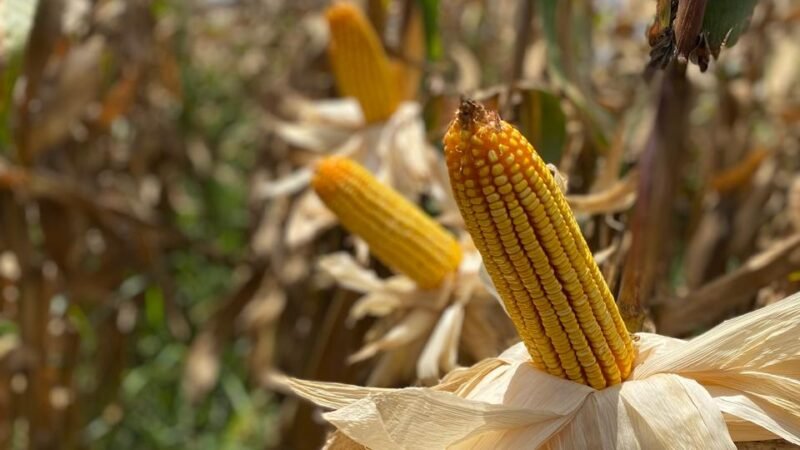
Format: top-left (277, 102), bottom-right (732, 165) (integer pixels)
top-left (452, 98), bottom-right (501, 132)
top-left (325, 3), bottom-right (360, 26)
top-left (311, 156), bottom-right (347, 195)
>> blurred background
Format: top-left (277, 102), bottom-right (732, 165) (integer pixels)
top-left (0, 0), bottom-right (798, 449)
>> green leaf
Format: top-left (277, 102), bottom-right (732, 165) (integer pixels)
top-left (516, 87), bottom-right (567, 164)
top-left (537, 0), bottom-right (592, 86)
top-left (145, 286), bottom-right (165, 328)
top-left (0, 318), bottom-right (18, 336)
top-left (702, 0), bottom-right (759, 57)
top-left (416, 0), bottom-right (441, 61)
top-left (655, 0), bottom-right (673, 31)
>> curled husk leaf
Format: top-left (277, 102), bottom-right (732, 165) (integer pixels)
top-left (317, 246), bottom-right (514, 384)
top-left (283, 293), bottom-right (800, 449)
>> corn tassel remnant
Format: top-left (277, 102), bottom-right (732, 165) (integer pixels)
top-left (313, 156), bottom-right (462, 289)
top-left (443, 100), bottom-right (634, 389)
top-left (326, 3), bottom-right (400, 124)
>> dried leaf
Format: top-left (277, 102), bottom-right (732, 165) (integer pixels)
top-left (304, 97), bottom-right (365, 126)
top-left (674, 0), bottom-right (709, 58)
top-left (257, 168), bottom-right (313, 199)
top-left (568, 171), bottom-right (638, 215)
top-left (710, 148), bottom-right (771, 194)
top-left (366, 340), bottom-right (426, 387)
top-left (417, 303), bottom-right (464, 382)
top-left (286, 190), bottom-right (337, 248)
top-left (656, 234), bottom-right (800, 336)
top-left (27, 36), bottom-right (104, 157)
top-left (348, 309), bottom-right (436, 363)
top-left (96, 66), bottom-right (140, 128)
top-left (349, 289), bottom-right (408, 321)
top-left (317, 252), bottom-right (387, 294)
top-left (378, 102), bottom-right (434, 196)
top-left (269, 118), bottom-right (356, 153)
top-left (790, 177), bottom-right (800, 233)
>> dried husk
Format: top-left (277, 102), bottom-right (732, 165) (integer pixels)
top-left (283, 292), bottom-right (800, 449)
top-left (316, 244), bottom-right (513, 384)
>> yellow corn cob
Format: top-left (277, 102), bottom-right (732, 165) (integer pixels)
top-left (313, 156), bottom-right (462, 289)
top-left (326, 3), bottom-right (400, 124)
top-left (443, 100), bottom-right (634, 389)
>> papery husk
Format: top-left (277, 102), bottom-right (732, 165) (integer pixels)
top-left (286, 190), bottom-right (338, 248)
top-left (283, 293), bottom-right (800, 449)
top-left (317, 246), bottom-right (514, 384)
top-left (417, 303), bottom-right (464, 381)
top-left (318, 252), bottom-right (418, 321)
top-left (324, 431), bottom-right (368, 450)
top-left (348, 309), bottom-right (437, 363)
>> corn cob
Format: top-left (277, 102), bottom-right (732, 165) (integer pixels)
top-left (326, 3), bottom-right (400, 124)
top-left (443, 100), bottom-right (634, 389)
top-left (313, 156), bottom-right (462, 289)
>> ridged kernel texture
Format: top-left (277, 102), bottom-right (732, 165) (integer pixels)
top-left (313, 156), bottom-right (462, 289)
top-left (443, 100), bottom-right (634, 389)
top-left (326, 3), bottom-right (399, 124)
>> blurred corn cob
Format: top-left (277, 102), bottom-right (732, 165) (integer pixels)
top-left (443, 100), bottom-right (634, 389)
top-left (326, 3), bottom-right (400, 124)
top-left (312, 156), bottom-right (462, 289)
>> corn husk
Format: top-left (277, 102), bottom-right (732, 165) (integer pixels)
top-left (283, 292), bottom-right (800, 449)
top-left (317, 238), bottom-right (515, 385)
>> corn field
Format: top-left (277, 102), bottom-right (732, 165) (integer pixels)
top-left (0, 0), bottom-right (799, 449)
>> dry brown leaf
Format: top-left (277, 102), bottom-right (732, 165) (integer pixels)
top-left (684, 204), bottom-right (726, 289)
top-left (656, 233), bottom-right (800, 336)
top-left (710, 148), bottom-right (771, 194)
top-left (729, 158), bottom-right (779, 257)
top-left (568, 170), bottom-right (638, 215)
top-left (27, 36), bottom-right (104, 157)
top-left (96, 66), bottom-right (140, 128)
top-left (789, 177), bottom-right (800, 233)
